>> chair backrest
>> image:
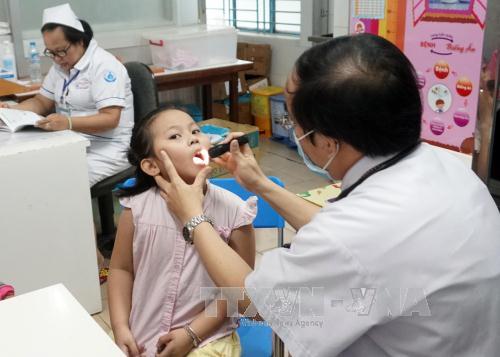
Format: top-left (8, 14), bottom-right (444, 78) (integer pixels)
top-left (124, 61), bottom-right (159, 123)
top-left (209, 176), bottom-right (285, 229)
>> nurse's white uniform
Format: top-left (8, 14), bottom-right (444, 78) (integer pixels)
top-left (245, 143), bottom-right (500, 356)
top-left (40, 39), bottom-right (134, 186)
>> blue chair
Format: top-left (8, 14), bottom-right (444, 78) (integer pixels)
top-left (210, 176), bottom-right (285, 247)
top-left (210, 176), bottom-right (286, 357)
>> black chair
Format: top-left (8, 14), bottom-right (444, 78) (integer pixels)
top-left (91, 62), bottom-right (158, 240)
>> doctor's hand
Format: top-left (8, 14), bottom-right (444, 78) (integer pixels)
top-left (156, 328), bottom-right (193, 357)
top-left (36, 113), bottom-right (70, 131)
top-left (154, 150), bottom-right (212, 225)
top-left (212, 133), bottom-right (269, 193)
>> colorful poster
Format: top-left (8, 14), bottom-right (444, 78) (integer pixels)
top-left (349, 0), bottom-right (488, 153)
top-left (405, 0), bottom-right (487, 152)
top-left (349, 0), bottom-right (407, 52)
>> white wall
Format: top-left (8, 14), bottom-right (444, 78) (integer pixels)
top-left (329, 0), bottom-right (350, 37)
top-left (0, 0), bottom-right (8, 22)
top-left (238, 33), bottom-right (309, 87)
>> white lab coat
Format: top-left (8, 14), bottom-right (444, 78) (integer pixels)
top-left (245, 143), bottom-right (500, 357)
top-left (40, 39), bottom-right (134, 186)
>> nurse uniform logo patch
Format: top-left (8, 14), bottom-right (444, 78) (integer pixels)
top-left (104, 71), bottom-right (117, 83)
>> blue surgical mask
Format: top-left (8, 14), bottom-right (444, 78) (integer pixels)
top-left (293, 130), bottom-right (339, 181)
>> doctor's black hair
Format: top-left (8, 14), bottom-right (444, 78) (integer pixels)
top-left (292, 33), bottom-right (422, 157)
top-left (117, 104), bottom-right (187, 198)
top-left (41, 19), bottom-right (93, 48)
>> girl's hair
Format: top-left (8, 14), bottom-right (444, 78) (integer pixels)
top-left (117, 104), bottom-right (184, 198)
top-left (41, 19), bottom-right (93, 48)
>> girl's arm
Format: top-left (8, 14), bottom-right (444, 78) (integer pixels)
top-left (188, 224), bottom-right (255, 336)
top-left (157, 225), bottom-right (256, 354)
top-left (108, 208), bottom-right (143, 356)
top-left (228, 224), bottom-right (255, 269)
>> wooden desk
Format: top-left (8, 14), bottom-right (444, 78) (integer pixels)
top-left (154, 60), bottom-right (253, 122)
top-left (0, 284), bottom-right (124, 357)
top-left (0, 78), bottom-right (35, 97)
top-left (2, 60), bottom-right (255, 122)
top-left (0, 130), bottom-right (101, 314)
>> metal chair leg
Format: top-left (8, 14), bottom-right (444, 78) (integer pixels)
top-left (278, 227), bottom-right (284, 248)
top-left (273, 333), bottom-right (286, 357)
top-left (97, 193), bottom-right (115, 236)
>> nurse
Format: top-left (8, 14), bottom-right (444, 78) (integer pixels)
top-left (154, 34), bottom-right (500, 356)
top-left (2, 3), bottom-right (134, 186)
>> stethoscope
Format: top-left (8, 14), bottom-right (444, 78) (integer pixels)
top-left (330, 141), bottom-right (422, 202)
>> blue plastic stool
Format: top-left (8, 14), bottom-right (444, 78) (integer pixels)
top-left (237, 318), bottom-right (273, 357)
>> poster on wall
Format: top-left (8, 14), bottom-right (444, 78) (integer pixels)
top-left (350, 0), bottom-right (488, 153)
top-left (406, 0), bottom-right (487, 153)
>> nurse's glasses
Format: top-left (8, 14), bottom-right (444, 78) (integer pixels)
top-left (43, 43), bottom-right (72, 59)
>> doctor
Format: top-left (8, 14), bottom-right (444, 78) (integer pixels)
top-left (154, 34), bottom-right (500, 356)
top-left (2, 3), bottom-right (134, 187)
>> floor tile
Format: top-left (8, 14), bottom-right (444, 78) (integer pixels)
top-left (92, 315), bottom-right (112, 335)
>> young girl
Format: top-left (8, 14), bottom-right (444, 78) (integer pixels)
top-left (108, 106), bottom-right (256, 357)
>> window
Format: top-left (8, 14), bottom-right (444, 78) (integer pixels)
top-left (15, 0), bottom-right (175, 35)
top-left (206, 0), bottom-right (301, 35)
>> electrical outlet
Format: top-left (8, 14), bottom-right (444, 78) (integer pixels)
top-left (22, 39), bottom-right (44, 58)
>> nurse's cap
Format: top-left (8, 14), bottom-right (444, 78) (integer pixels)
top-left (42, 3), bottom-right (84, 32)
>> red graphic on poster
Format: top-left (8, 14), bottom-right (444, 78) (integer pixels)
top-left (434, 60), bottom-right (450, 79)
top-left (456, 77), bottom-right (473, 97)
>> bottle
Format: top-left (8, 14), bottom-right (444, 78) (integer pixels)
top-left (28, 41), bottom-right (42, 84)
top-left (1, 40), bottom-right (17, 79)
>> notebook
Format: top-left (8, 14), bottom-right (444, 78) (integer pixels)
top-left (0, 108), bottom-right (42, 132)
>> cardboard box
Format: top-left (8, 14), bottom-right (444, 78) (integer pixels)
top-left (199, 118), bottom-right (260, 178)
top-left (212, 93), bottom-right (253, 124)
top-left (212, 102), bottom-right (229, 120)
top-left (237, 42), bottom-right (271, 77)
top-left (247, 76), bottom-right (269, 91)
top-left (211, 72), bottom-right (248, 100)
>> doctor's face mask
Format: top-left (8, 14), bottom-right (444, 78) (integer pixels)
top-left (293, 129), bottom-right (339, 181)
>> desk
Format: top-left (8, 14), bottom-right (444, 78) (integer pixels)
top-left (0, 78), bottom-right (35, 97)
top-left (154, 60), bottom-right (253, 122)
top-left (3, 61), bottom-right (255, 122)
top-left (0, 284), bottom-right (124, 357)
top-left (0, 130), bottom-right (102, 314)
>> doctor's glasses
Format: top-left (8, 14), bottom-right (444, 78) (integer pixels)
top-left (43, 43), bottom-right (72, 59)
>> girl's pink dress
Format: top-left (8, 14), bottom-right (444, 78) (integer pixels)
top-left (119, 183), bottom-right (257, 356)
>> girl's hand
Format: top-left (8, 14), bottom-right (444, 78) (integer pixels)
top-left (212, 133), bottom-right (269, 193)
top-left (0, 102), bottom-right (10, 108)
top-left (36, 113), bottom-right (70, 131)
top-left (156, 328), bottom-right (194, 357)
top-left (113, 325), bottom-right (145, 357)
top-left (154, 150), bottom-right (212, 225)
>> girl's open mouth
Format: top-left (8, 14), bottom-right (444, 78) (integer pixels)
top-left (192, 148), bottom-right (209, 166)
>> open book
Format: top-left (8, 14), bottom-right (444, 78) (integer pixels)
top-left (0, 108), bottom-right (42, 132)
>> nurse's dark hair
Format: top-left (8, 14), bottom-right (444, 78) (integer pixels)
top-left (41, 19), bottom-right (93, 48)
top-left (117, 104), bottom-right (186, 198)
top-left (292, 33), bottom-right (422, 156)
